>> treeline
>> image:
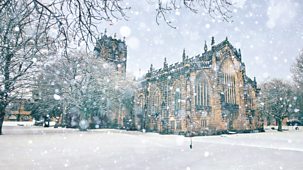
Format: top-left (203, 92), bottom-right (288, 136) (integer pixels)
top-left (258, 50), bottom-right (303, 131)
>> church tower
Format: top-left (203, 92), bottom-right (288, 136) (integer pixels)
top-left (94, 30), bottom-right (127, 76)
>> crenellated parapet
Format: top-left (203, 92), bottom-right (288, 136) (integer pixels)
top-left (94, 29), bottom-right (127, 76)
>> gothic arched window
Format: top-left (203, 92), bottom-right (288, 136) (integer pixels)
top-left (186, 98), bottom-right (191, 111)
top-left (195, 72), bottom-right (210, 108)
top-left (150, 87), bottom-right (161, 116)
top-left (174, 88), bottom-right (181, 114)
top-left (138, 95), bottom-right (144, 110)
top-left (221, 59), bottom-right (236, 104)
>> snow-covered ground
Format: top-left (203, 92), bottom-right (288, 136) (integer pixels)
top-left (2, 121), bottom-right (56, 127)
top-left (0, 125), bottom-right (302, 170)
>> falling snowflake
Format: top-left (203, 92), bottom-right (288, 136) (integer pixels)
top-left (53, 94), bottom-right (61, 100)
top-left (120, 26), bottom-right (131, 37)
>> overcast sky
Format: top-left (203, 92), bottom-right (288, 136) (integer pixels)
top-left (101, 0), bottom-right (303, 83)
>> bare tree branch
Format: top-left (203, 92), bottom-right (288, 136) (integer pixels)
top-left (154, 0), bottom-right (233, 28)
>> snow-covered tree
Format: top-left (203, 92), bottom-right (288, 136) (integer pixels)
top-left (32, 49), bottom-right (137, 130)
top-left (291, 50), bottom-right (303, 121)
top-left (292, 50), bottom-right (303, 87)
top-left (259, 79), bottom-right (297, 131)
top-left (0, 1), bottom-right (51, 134)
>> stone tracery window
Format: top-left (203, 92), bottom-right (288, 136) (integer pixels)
top-left (186, 80), bottom-right (191, 111)
top-left (201, 119), bottom-right (207, 128)
top-left (174, 88), bottom-right (181, 114)
top-left (151, 88), bottom-right (161, 116)
top-left (221, 60), bottom-right (236, 104)
top-left (138, 95), bottom-right (144, 110)
top-left (195, 72), bottom-right (210, 107)
top-left (186, 98), bottom-right (191, 111)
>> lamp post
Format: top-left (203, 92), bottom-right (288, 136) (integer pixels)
top-left (186, 114), bottom-right (194, 149)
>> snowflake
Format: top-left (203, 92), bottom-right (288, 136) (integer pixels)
top-left (53, 94), bottom-right (61, 100)
top-left (120, 26), bottom-right (131, 37)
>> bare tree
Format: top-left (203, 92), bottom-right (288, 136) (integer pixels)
top-left (0, 1), bottom-right (51, 134)
top-left (259, 79), bottom-right (296, 132)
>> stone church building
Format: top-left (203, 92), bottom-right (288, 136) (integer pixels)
top-left (94, 31), bottom-right (127, 77)
top-left (94, 32), bottom-right (260, 134)
top-left (135, 37), bottom-right (260, 134)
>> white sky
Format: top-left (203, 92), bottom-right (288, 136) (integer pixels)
top-left (100, 0), bottom-right (303, 83)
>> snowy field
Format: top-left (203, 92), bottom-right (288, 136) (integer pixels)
top-left (0, 124), bottom-right (302, 170)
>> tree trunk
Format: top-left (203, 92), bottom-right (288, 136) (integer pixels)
top-left (0, 100), bottom-right (7, 135)
top-left (277, 118), bottom-right (283, 132)
top-left (0, 111), bottom-right (5, 135)
top-left (267, 116), bottom-right (271, 126)
top-left (259, 121), bottom-right (265, 132)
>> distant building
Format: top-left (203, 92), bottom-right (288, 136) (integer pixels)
top-left (5, 99), bottom-right (32, 121)
top-left (135, 37), bottom-right (261, 134)
top-left (94, 30), bottom-right (127, 76)
top-left (94, 31), bottom-right (129, 128)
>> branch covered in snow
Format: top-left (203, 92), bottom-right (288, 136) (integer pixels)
top-left (291, 49), bottom-right (303, 88)
top-left (153, 0), bottom-right (233, 28)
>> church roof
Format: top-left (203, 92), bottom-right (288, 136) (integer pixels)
top-left (145, 38), bottom-right (242, 79)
